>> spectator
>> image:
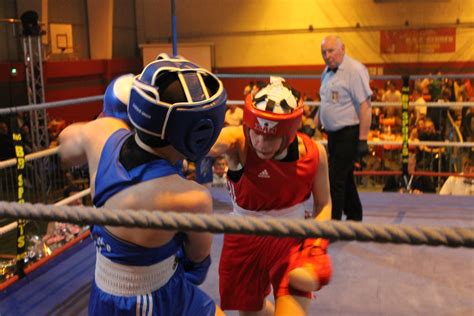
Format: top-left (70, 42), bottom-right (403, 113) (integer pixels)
top-left (439, 155), bottom-right (474, 196)
top-left (381, 81), bottom-right (402, 133)
top-left (0, 121), bottom-right (15, 160)
top-left (417, 119), bottom-right (447, 179)
top-left (211, 156), bottom-right (227, 187)
top-left (300, 102), bottom-right (318, 137)
top-left (383, 154), bottom-right (436, 194)
top-left (48, 118), bottom-right (67, 147)
top-left (428, 87), bottom-right (450, 137)
top-left (419, 119), bottom-right (442, 142)
top-left (382, 81), bottom-right (401, 102)
top-left (20, 124), bottom-right (33, 154)
top-left (251, 80), bottom-right (266, 97)
top-left (412, 86), bottom-right (427, 123)
top-left (461, 106), bottom-right (474, 141)
top-left (224, 103), bottom-right (243, 126)
top-left (428, 74), bottom-right (443, 102)
top-left (243, 81), bottom-right (254, 97)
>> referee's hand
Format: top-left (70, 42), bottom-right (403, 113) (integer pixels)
top-left (357, 140), bottom-right (369, 158)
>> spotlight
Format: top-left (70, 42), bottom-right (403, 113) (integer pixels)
top-left (20, 10), bottom-right (40, 36)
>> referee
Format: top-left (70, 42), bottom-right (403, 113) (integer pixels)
top-left (314, 35), bottom-right (372, 221)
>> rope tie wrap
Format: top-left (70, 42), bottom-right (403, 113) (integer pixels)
top-left (0, 201), bottom-right (472, 248)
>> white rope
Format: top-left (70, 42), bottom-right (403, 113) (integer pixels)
top-left (227, 100), bottom-right (474, 108)
top-left (303, 101), bottom-right (474, 108)
top-left (315, 139), bottom-right (474, 148)
top-left (0, 95), bottom-right (103, 115)
top-left (0, 147), bottom-right (59, 170)
top-left (54, 188), bottom-right (91, 206)
top-left (0, 93), bottom-right (470, 112)
top-left (0, 188), bottom-right (91, 237)
top-left (371, 140), bottom-right (474, 148)
top-left (0, 138), bottom-right (471, 173)
top-left (1, 201), bottom-right (473, 247)
top-left (216, 73), bottom-right (474, 80)
top-left (0, 221), bottom-right (18, 237)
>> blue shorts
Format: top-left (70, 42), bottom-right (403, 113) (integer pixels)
top-left (88, 268), bottom-right (216, 316)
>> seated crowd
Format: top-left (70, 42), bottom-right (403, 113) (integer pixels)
top-left (1, 78), bottom-right (472, 195)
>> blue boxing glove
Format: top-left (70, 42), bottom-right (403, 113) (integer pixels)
top-left (176, 247), bottom-right (211, 285)
top-left (102, 73), bottom-right (135, 125)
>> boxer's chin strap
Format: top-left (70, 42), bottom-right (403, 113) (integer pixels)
top-left (134, 133), bottom-right (162, 156)
top-left (273, 147), bottom-right (288, 160)
top-left (134, 133), bottom-right (183, 165)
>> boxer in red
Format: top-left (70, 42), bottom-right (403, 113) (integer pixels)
top-left (209, 77), bottom-right (332, 316)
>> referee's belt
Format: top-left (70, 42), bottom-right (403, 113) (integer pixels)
top-left (325, 124), bottom-right (359, 134)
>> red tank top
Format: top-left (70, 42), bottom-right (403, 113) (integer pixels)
top-left (227, 133), bottom-right (319, 211)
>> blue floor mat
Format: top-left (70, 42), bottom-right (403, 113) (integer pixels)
top-left (1, 190), bottom-right (473, 315)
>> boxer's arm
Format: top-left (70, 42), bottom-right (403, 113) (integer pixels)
top-left (208, 125), bottom-right (242, 157)
top-left (312, 142), bottom-right (332, 221)
top-left (58, 123), bottom-right (88, 168)
top-left (181, 188), bottom-right (213, 263)
top-left (176, 246), bottom-right (211, 285)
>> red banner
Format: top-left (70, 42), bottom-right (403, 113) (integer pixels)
top-left (380, 28), bottom-right (456, 54)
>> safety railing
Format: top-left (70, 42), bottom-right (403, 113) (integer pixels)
top-left (0, 148), bottom-right (86, 203)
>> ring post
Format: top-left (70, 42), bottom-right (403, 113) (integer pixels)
top-left (12, 126), bottom-right (27, 278)
top-left (401, 74), bottom-right (410, 191)
top-left (171, 0), bottom-right (177, 56)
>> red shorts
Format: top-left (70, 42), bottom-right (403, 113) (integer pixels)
top-left (219, 234), bottom-right (312, 311)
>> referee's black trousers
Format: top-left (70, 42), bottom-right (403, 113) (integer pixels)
top-left (327, 125), bottom-right (363, 221)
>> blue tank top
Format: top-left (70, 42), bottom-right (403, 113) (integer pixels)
top-left (93, 129), bottom-right (180, 207)
top-left (92, 128), bottom-right (184, 265)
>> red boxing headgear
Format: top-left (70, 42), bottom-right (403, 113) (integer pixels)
top-left (243, 77), bottom-right (303, 151)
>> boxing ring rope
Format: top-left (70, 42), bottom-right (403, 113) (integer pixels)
top-left (220, 100), bottom-right (474, 109)
top-left (0, 201), bottom-right (472, 248)
top-left (0, 144), bottom-right (89, 235)
top-left (0, 87), bottom-right (471, 111)
top-left (0, 137), bottom-right (470, 246)
top-left (0, 188), bottom-right (91, 237)
top-left (0, 138), bottom-right (471, 171)
top-left (354, 170), bottom-right (474, 177)
top-left (0, 146), bottom-right (59, 169)
top-left (0, 95), bottom-right (103, 115)
top-left (3, 138), bottom-right (469, 238)
top-left (216, 73), bottom-right (474, 80)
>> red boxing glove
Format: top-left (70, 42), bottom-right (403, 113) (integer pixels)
top-left (288, 238), bottom-right (332, 292)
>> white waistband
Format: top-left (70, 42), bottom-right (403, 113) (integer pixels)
top-left (232, 200), bottom-right (309, 219)
top-left (95, 251), bottom-right (177, 297)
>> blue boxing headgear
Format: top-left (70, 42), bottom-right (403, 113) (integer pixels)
top-left (103, 73), bottom-right (134, 125)
top-left (128, 54), bottom-right (227, 161)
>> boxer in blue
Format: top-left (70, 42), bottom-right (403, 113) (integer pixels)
top-left (58, 54), bottom-right (227, 316)
top-left (101, 72), bottom-right (134, 125)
